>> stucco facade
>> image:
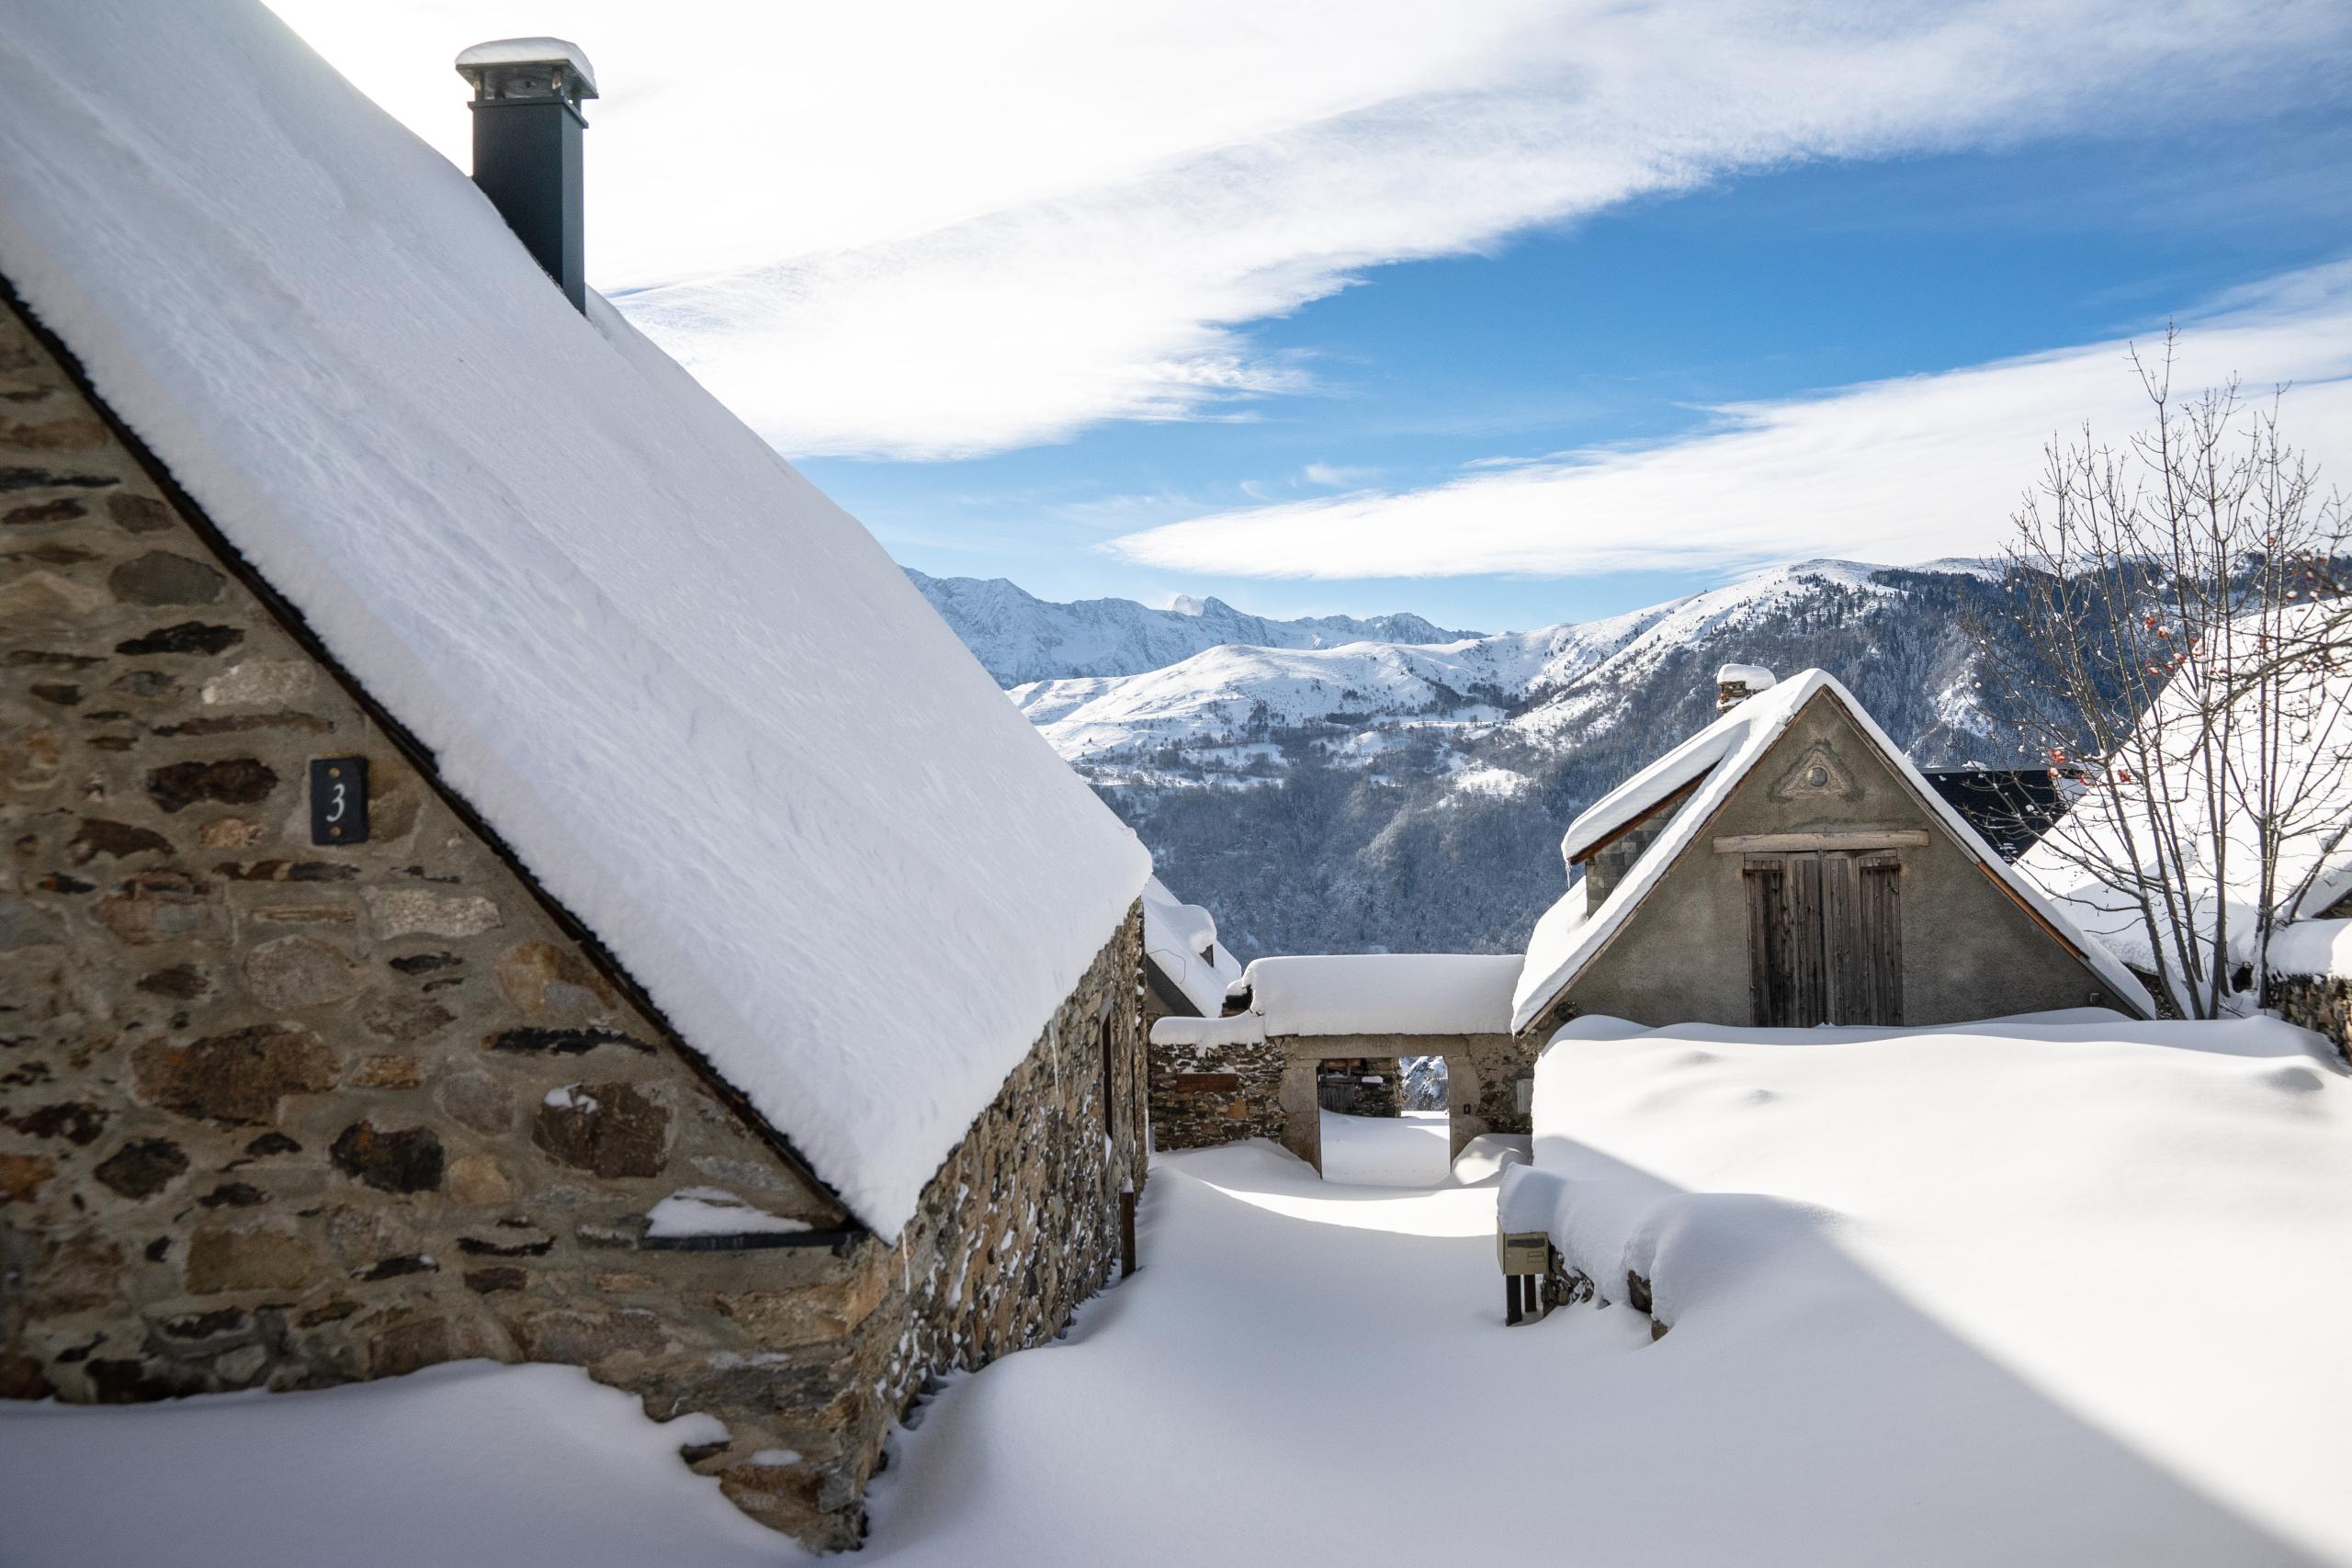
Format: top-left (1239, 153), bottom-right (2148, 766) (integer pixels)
top-left (1522, 689), bottom-right (2134, 1039)
top-left (0, 290), bottom-right (1149, 1552)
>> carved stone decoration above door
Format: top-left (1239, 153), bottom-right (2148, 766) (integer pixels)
top-left (1769, 740), bottom-right (1860, 803)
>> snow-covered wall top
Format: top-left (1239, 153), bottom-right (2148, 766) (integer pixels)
top-left (0, 0), bottom-right (1148, 1236)
top-left (1237, 953), bottom-right (1522, 1036)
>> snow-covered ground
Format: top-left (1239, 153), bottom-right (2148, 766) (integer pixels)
top-left (0, 1361), bottom-right (786, 1568)
top-left (9, 1023), bottom-right (2350, 1564)
top-left (1317, 1108), bottom-right (1453, 1185)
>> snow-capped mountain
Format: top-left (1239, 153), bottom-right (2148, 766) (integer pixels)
top-left (907, 568), bottom-right (1475, 685)
top-left (1010, 560), bottom-right (2007, 781)
top-left (939, 558), bottom-right (2033, 961)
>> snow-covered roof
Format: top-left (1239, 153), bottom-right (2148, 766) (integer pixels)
top-left (2018, 604), bottom-right (2352, 996)
top-left (1514, 671), bottom-right (2152, 1032)
top-left (1235, 953), bottom-right (1522, 1036)
top-left (1558, 688), bottom-right (1763, 863)
top-left (0, 4), bottom-right (1148, 1236)
top-left (1141, 876), bottom-right (1244, 1017)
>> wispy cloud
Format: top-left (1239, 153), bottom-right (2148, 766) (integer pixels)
top-left (1104, 264), bottom-right (2352, 579)
top-left (270, 1), bottom-right (2351, 460)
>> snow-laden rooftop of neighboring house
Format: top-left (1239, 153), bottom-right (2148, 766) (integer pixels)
top-left (1501, 1009), bottom-right (2352, 1562)
top-left (1514, 671), bottom-right (2151, 1032)
top-left (1140, 876), bottom-right (1243, 1018)
top-left (2018, 604), bottom-right (2352, 993)
top-left (0, 1), bottom-right (1148, 1236)
top-left (1233, 953), bottom-right (1522, 1036)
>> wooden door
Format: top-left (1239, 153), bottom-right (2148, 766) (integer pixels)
top-left (1745, 851), bottom-right (1903, 1027)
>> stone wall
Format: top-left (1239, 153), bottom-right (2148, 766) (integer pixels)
top-left (1148, 1032), bottom-right (1285, 1151)
top-left (2267, 972), bottom-right (2352, 1064)
top-left (0, 290), bottom-right (1148, 1551)
top-left (1439, 1033), bottom-right (1538, 1159)
top-left (1148, 1021), bottom-right (1534, 1172)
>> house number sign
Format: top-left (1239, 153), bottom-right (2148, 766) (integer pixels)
top-left (310, 756), bottom-right (369, 846)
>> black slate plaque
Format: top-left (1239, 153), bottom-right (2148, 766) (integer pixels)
top-left (310, 756), bottom-right (369, 846)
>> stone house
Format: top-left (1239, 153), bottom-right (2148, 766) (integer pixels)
top-left (1510, 667), bottom-right (2152, 1041)
top-left (0, 19), bottom-right (1152, 1553)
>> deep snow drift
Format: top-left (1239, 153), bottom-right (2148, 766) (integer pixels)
top-left (1510, 1010), bottom-right (2352, 1563)
top-left (12, 1025), bottom-right (2348, 1564)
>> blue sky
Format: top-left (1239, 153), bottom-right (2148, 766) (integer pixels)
top-left (808, 108), bottom-right (2352, 632)
top-left (277, 2), bottom-right (2352, 634)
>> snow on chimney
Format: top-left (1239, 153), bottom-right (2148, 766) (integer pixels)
top-left (456, 39), bottom-right (598, 312)
top-left (1716, 662), bottom-right (1776, 711)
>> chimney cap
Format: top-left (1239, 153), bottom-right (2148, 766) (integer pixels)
top-left (1716, 662), bottom-right (1776, 710)
top-left (456, 37), bottom-right (599, 100)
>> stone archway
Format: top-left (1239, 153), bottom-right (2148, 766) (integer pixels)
top-left (1266, 1032), bottom-right (1539, 1177)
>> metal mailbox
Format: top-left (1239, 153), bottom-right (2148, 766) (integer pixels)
top-left (1497, 1230), bottom-right (1549, 1277)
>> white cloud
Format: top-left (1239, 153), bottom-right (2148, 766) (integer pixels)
top-left (266, 1), bottom-right (2351, 459)
top-left (1105, 264), bottom-right (2352, 579)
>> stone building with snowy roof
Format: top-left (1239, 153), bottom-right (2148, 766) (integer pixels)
top-left (0, 11), bottom-right (1150, 1551)
top-left (1511, 666), bottom-right (2151, 1041)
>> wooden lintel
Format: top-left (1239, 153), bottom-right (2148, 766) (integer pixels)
top-left (1713, 829), bottom-right (1930, 854)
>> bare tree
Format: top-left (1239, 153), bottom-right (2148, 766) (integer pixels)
top-left (1983, 330), bottom-right (2350, 1018)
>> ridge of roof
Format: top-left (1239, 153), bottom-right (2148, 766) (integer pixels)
top-left (1514, 671), bottom-right (2153, 1032)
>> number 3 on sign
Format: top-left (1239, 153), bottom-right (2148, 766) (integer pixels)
top-left (309, 756), bottom-right (370, 846)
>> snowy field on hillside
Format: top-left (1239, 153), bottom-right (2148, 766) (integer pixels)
top-left (9, 1020), bottom-right (2351, 1565)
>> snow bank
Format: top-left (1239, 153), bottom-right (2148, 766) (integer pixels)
top-left (1238, 953), bottom-right (1521, 1035)
top-left (0, 1362), bottom-right (786, 1567)
top-left (1515, 670), bottom-right (2150, 1031)
top-left (1520, 1010), bottom-right (2352, 1558)
top-left (0, 1), bottom-right (1148, 1235)
top-left (1140, 876), bottom-right (1244, 1017)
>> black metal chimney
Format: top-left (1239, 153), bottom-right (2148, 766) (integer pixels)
top-left (455, 39), bottom-right (597, 312)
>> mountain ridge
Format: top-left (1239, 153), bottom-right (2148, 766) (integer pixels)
top-left (923, 559), bottom-right (2038, 961)
top-left (906, 567), bottom-right (1477, 685)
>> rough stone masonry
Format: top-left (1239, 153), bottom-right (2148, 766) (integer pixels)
top-left (0, 290), bottom-right (1151, 1552)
